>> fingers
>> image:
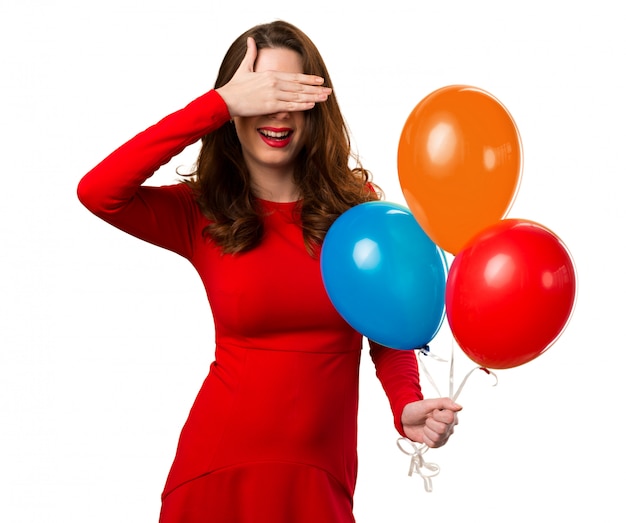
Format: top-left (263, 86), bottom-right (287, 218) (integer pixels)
top-left (218, 64), bottom-right (331, 117)
top-left (432, 406), bottom-right (459, 425)
top-left (420, 397), bottom-right (461, 448)
top-left (422, 416), bottom-right (457, 448)
top-left (240, 37), bottom-right (257, 73)
top-left (289, 71), bottom-right (327, 87)
top-left (268, 72), bottom-right (329, 94)
top-left (272, 75), bottom-right (332, 104)
top-left (434, 397), bottom-right (463, 412)
top-left (422, 427), bottom-right (454, 448)
top-left (248, 73), bottom-right (331, 115)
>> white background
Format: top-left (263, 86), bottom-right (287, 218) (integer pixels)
top-left (1, 0), bottom-right (624, 521)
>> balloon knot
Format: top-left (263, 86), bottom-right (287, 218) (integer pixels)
top-left (397, 437), bottom-right (440, 492)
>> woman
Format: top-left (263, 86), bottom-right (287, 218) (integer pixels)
top-left (77, 20), bottom-right (461, 523)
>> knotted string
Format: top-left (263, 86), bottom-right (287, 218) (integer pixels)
top-left (397, 341), bottom-right (498, 492)
top-left (396, 437), bottom-right (440, 492)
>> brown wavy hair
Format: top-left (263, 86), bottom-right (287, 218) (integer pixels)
top-left (184, 20), bottom-right (381, 255)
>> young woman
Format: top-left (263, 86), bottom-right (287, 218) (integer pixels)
top-left (77, 20), bottom-right (461, 523)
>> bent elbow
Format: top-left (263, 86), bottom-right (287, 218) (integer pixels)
top-left (76, 175), bottom-right (99, 213)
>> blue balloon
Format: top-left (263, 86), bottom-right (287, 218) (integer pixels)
top-left (321, 201), bottom-right (447, 350)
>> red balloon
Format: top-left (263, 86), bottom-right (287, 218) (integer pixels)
top-left (445, 219), bottom-right (577, 369)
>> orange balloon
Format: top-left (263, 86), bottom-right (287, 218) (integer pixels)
top-left (397, 85), bottom-right (523, 254)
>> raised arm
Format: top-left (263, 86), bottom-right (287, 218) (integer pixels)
top-left (76, 90), bottom-right (231, 258)
top-left (77, 37), bottom-right (331, 257)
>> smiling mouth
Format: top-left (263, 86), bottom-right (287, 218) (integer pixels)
top-left (258, 129), bottom-right (293, 140)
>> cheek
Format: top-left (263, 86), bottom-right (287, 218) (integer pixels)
top-left (294, 114), bottom-right (310, 147)
top-left (233, 118), bottom-right (255, 142)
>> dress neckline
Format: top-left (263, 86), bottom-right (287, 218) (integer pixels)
top-left (256, 198), bottom-right (302, 209)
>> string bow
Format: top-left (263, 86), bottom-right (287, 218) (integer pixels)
top-left (397, 343), bottom-right (498, 492)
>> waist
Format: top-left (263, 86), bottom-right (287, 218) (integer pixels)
top-left (215, 328), bottom-right (364, 354)
top-left (164, 343), bottom-right (362, 495)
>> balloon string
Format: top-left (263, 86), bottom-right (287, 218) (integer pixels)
top-left (453, 365), bottom-right (498, 402)
top-left (403, 341), bottom-right (498, 492)
top-left (396, 437), bottom-right (440, 492)
top-left (449, 339), bottom-right (455, 398)
top-left (417, 341), bottom-right (498, 403)
top-left (417, 345), bottom-right (447, 397)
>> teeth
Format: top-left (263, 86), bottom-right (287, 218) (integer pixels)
top-left (260, 129), bottom-right (290, 139)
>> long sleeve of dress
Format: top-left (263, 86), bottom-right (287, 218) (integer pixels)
top-left (78, 86), bottom-right (425, 521)
top-left (369, 340), bottom-right (423, 436)
top-left (77, 89), bottom-right (231, 259)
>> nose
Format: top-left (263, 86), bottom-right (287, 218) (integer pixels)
top-left (269, 111), bottom-right (290, 120)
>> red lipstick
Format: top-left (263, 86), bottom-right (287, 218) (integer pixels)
top-left (258, 127), bottom-right (293, 148)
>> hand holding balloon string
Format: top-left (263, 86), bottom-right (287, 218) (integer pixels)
top-left (397, 342), bottom-right (498, 492)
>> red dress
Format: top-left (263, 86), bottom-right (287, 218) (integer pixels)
top-left (77, 90), bottom-right (423, 522)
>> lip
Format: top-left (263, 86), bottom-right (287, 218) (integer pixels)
top-left (257, 127), bottom-right (294, 148)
